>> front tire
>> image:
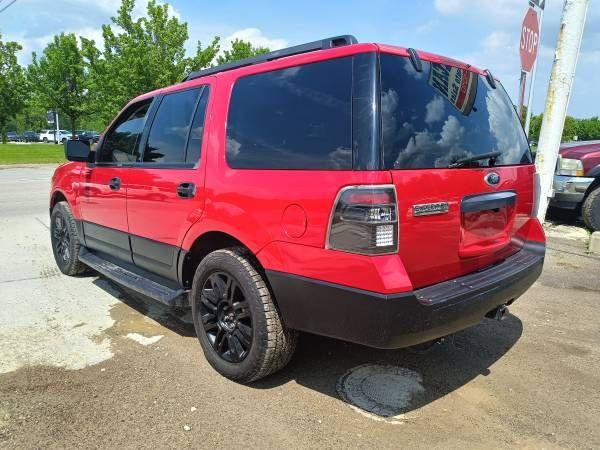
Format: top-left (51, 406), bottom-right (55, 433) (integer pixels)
top-left (50, 202), bottom-right (88, 276)
top-left (582, 187), bottom-right (600, 231)
top-left (190, 248), bottom-right (297, 383)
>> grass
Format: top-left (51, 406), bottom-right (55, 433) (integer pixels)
top-left (0, 143), bottom-right (66, 164)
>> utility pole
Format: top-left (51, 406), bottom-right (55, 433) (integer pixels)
top-left (535, 0), bottom-right (589, 222)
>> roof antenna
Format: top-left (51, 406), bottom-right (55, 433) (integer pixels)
top-left (484, 69), bottom-right (497, 89)
top-left (407, 48), bottom-right (423, 73)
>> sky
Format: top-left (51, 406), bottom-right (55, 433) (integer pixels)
top-left (1, 0), bottom-right (598, 117)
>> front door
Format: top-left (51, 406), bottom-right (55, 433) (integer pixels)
top-left (126, 83), bottom-right (212, 281)
top-left (79, 98), bottom-right (154, 263)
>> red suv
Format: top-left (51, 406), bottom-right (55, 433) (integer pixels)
top-left (51, 36), bottom-right (545, 382)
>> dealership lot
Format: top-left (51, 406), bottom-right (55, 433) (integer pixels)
top-left (1, 165), bottom-right (599, 448)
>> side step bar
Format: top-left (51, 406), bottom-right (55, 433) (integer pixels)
top-left (78, 248), bottom-right (188, 307)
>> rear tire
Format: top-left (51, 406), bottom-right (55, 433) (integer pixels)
top-left (190, 248), bottom-right (297, 383)
top-left (50, 202), bottom-right (88, 276)
top-left (582, 187), bottom-right (600, 231)
top-left (43, 137), bottom-right (48, 143)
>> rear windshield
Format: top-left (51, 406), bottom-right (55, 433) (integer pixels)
top-left (380, 54), bottom-right (532, 169)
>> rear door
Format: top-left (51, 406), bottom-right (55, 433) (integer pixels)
top-left (125, 83), bottom-right (212, 281)
top-left (379, 53), bottom-right (534, 288)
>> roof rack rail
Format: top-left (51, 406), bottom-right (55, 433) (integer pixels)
top-left (183, 35), bottom-right (358, 81)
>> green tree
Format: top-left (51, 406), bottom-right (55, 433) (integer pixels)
top-left (85, 0), bottom-right (220, 125)
top-left (529, 113), bottom-right (543, 142)
top-left (29, 33), bottom-right (89, 137)
top-left (562, 116), bottom-right (578, 142)
top-left (0, 34), bottom-right (27, 143)
top-left (576, 117), bottom-right (600, 141)
top-left (188, 37), bottom-right (220, 72)
top-left (216, 38), bottom-right (269, 65)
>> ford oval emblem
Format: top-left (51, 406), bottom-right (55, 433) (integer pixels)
top-left (485, 172), bottom-right (501, 186)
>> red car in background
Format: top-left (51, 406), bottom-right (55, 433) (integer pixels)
top-left (551, 140), bottom-right (600, 230)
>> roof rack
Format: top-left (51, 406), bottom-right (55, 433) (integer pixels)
top-left (183, 35), bottom-right (358, 81)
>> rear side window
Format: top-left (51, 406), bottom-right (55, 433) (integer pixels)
top-left (226, 57), bottom-right (352, 170)
top-left (143, 87), bottom-right (207, 165)
top-left (185, 87), bottom-right (210, 164)
top-left (99, 100), bottom-right (151, 163)
top-left (380, 54), bottom-right (532, 169)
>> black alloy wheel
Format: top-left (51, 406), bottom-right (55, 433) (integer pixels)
top-left (50, 202), bottom-right (88, 276)
top-left (52, 212), bottom-right (71, 264)
top-left (199, 271), bottom-right (253, 363)
top-left (191, 248), bottom-right (297, 382)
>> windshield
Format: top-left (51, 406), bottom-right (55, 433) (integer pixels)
top-left (380, 54), bottom-right (532, 169)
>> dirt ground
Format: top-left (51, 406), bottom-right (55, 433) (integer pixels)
top-left (1, 165), bottom-right (599, 449)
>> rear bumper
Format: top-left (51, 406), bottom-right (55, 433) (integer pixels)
top-left (266, 241), bottom-right (544, 349)
top-left (550, 175), bottom-right (594, 209)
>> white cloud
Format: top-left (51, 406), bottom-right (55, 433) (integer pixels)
top-left (434, 0), bottom-right (525, 23)
top-left (416, 19), bottom-right (439, 34)
top-left (482, 31), bottom-right (512, 50)
top-left (438, 115), bottom-right (465, 148)
top-left (425, 96), bottom-right (445, 124)
top-left (2, 0), bottom-right (183, 64)
top-left (75, 27), bottom-right (105, 45)
top-left (433, 0), bottom-right (466, 15)
top-left (221, 28), bottom-right (288, 53)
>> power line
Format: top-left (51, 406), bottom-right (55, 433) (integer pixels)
top-left (0, 0), bottom-right (17, 14)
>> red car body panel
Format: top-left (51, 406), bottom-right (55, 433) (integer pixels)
top-left (79, 166), bottom-right (129, 233)
top-left (51, 41), bottom-right (545, 295)
top-left (559, 142), bottom-right (600, 175)
top-left (391, 165), bottom-right (535, 288)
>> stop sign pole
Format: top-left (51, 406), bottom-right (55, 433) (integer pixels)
top-left (518, 4), bottom-right (542, 130)
top-left (524, 3), bottom-right (544, 138)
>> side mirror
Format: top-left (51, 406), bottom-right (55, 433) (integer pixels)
top-left (65, 139), bottom-right (91, 162)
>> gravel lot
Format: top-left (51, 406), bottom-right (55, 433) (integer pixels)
top-left (1, 165), bottom-right (599, 449)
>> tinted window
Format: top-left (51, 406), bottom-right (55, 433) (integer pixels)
top-left (186, 87), bottom-right (210, 164)
top-left (380, 54), bottom-right (531, 169)
top-left (226, 57), bottom-right (352, 169)
top-left (99, 101), bottom-right (151, 163)
top-left (143, 88), bottom-right (201, 164)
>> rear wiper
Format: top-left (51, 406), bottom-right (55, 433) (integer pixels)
top-left (447, 151), bottom-right (501, 168)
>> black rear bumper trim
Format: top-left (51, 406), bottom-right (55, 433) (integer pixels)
top-left (266, 241), bottom-right (544, 349)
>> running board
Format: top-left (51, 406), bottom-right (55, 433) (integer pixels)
top-left (78, 248), bottom-right (188, 307)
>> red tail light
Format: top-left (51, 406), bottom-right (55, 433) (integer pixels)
top-left (326, 185), bottom-right (399, 255)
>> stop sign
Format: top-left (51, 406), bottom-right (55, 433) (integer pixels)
top-left (520, 7), bottom-right (540, 72)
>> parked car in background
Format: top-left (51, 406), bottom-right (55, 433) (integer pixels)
top-left (6, 131), bottom-right (21, 142)
top-left (76, 130), bottom-right (100, 146)
top-left (551, 140), bottom-right (600, 230)
top-left (22, 131), bottom-right (39, 142)
top-left (39, 129), bottom-right (72, 144)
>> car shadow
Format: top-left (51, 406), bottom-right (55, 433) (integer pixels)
top-left (254, 314), bottom-right (523, 415)
top-left (546, 206), bottom-right (586, 227)
top-left (91, 274), bottom-right (522, 417)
